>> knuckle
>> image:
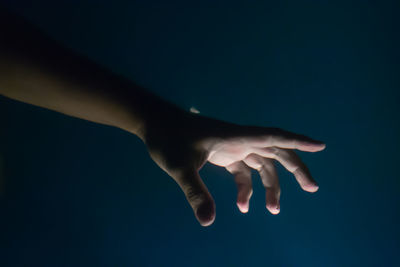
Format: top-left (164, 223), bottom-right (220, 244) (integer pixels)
top-left (185, 186), bottom-right (204, 204)
top-left (292, 165), bottom-right (301, 174)
top-left (268, 147), bottom-right (280, 158)
top-left (292, 163), bottom-right (307, 175)
top-left (226, 161), bottom-right (247, 175)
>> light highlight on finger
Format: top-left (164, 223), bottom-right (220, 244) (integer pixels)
top-left (237, 201), bottom-right (249, 213)
top-left (298, 142), bottom-right (326, 152)
top-left (303, 183), bottom-right (319, 193)
top-left (267, 204), bottom-right (280, 215)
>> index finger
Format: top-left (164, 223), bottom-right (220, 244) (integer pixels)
top-left (244, 127), bottom-right (326, 152)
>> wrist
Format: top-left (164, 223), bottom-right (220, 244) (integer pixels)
top-left (122, 90), bottom-right (189, 143)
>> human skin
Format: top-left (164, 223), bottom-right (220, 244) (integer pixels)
top-left (0, 8), bottom-right (325, 226)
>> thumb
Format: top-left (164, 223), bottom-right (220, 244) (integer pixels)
top-left (174, 170), bottom-right (216, 227)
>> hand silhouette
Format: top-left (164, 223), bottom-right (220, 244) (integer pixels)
top-left (144, 110), bottom-right (325, 226)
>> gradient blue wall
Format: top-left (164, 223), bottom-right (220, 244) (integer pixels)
top-left (1, 0), bottom-right (399, 266)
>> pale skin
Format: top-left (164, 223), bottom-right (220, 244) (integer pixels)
top-left (0, 8), bottom-right (325, 226)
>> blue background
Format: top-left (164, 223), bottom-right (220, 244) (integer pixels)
top-left (1, 0), bottom-right (399, 266)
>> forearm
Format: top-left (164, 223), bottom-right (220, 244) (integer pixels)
top-left (0, 8), bottom-right (181, 141)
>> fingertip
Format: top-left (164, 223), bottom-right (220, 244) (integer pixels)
top-left (303, 184), bottom-right (319, 193)
top-left (199, 219), bottom-right (215, 227)
top-left (237, 202), bottom-right (249, 213)
top-left (316, 143), bottom-right (326, 151)
top-left (300, 143), bottom-right (326, 152)
top-left (266, 204), bottom-right (280, 215)
top-left (196, 201), bottom-right (216, 227)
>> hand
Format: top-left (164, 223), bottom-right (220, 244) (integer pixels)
top-left (0, 7), bottom-right (326, 225)
top-left (143, 110), bottom-right (326, 227)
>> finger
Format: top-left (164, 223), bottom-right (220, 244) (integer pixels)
top-left (259, 159), bottom-right (281, 215)
top-left (244, 127), bottom-right (326, 152)
top-left (173, 169), bottom-right (216, 227)
top-left (252, 147), bottom-right (319, 192)
top-left (268, 131), bottom-right (326, 152)
top-left (243, 155), bottom-right (281, 215)
top-left (226, 161), bottom-right (253, 213)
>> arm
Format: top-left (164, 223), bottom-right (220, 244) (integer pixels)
top-left (0, 7), bottom-right (181, 141)
top-left (0, 8), bottom-right (326, 227)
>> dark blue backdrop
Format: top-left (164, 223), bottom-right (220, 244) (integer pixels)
top-left (1, 1), bottom-right (399, 266)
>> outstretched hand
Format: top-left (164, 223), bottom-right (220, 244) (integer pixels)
top-left (0, 7), bottom-right (325, 227)
top-left (143, 110), bottom-right (325, 227)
